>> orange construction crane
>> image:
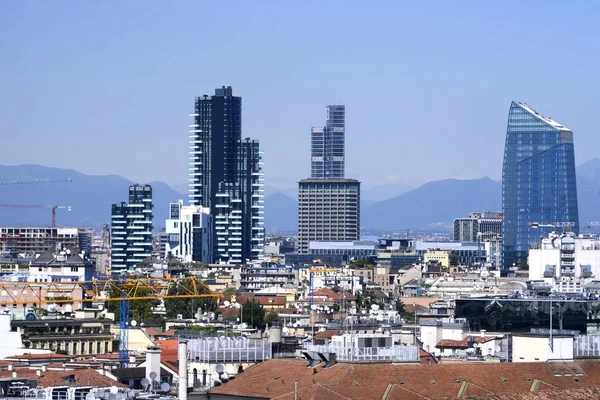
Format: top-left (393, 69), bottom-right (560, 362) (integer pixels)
top-left (0, 204), bottom-right (71, 227)
top-left (0, 276), bottom-right (221, 307)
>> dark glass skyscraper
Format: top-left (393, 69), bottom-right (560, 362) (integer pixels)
top-left (502, 101), bottom-right (579, 268)
top-left (189, 86), bottom-right (264, 264)
top-left (311, 105), bottom-right (345, 178)
top-left (111, 184), bottom-right (153, 275)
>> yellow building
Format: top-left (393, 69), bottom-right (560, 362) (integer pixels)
top-left (424, 249), bottom-right (450, 268)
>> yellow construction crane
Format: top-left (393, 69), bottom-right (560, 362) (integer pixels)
top-left (0, 276), bottom-right (221, 306)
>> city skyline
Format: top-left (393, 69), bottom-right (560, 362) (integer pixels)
top-left (2, 2), bottom-right (600, 191)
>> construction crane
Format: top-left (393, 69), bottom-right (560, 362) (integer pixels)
top-left (0, 276), bottom-right (221, 365)
top-left (0, 204), bottom-right (71, 227)
top-left (0, 178), bottom-right (72, 185)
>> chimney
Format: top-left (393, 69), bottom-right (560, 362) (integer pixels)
top-left (41, 365), bottom-right (48, 372)
top-left (12, 371), bottom-right (17, 378)
top-left (7, 364), bottom-right (13, 371)
top-left (178, 340), bottom-right (188, 400)
top-left (480, 329), bottom-right (486, 338)
top-left (36, 369), bottom-right (42, 377)
top-left (129, 355), bottom-right (136, 365)
top-left (145, 345), bottom-right (161, 383)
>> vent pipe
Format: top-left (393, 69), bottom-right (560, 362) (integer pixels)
top-left (178, 340), bottom-right (188, 400)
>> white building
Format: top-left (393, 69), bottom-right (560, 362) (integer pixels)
top-left (165, 200), bottom-right (213, 263)
top-left (528, 232), bottom-right (600, 283)
top-left (512, 334), bottom-right (573, 363)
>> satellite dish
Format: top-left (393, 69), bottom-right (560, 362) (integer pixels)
top-left (108, 394), bottom-right (117, 400)
top-left (66, 249), bottom-right (71, 254)
top-left (98, 304), bottom-right (104, 311)
top-left (110, 386), bottom-right (119, 394)
top-left (234, 303), bottom-right (241, 309)
top-left (371, 304), bottom-right (379, 311)
top-left (310, 305), bottom-right (317, 310)
top-left (131, 320), bottom-right (137, 327)
top-left (224, 301), bottom-right (231, 307)
top-left (160, 383), bottom-right (171, 392)
top-left (216, 364), bottom-right (225, 374)
top-left (140, 378), bottom-right (150, 387)
top-left (86, 393), bottom-right (95, 400)
top-left (149, 371), bottom-right (158, 380)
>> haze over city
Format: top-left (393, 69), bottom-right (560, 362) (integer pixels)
top-left (2, 1), bottom-right (600, 192)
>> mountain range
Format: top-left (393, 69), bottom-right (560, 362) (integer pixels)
top-left (1, 161), bottom-right (600, 232)
top-left (265, 159), bottom-right (600, 232)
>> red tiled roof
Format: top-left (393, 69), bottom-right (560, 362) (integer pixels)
top-left (211, 359), bottom-right (600, 399)
top-left (314, 330), bottom-right (338, 340)
top-left (95, 353), bottom-right (122, 360)
top-left (299, 288), bottom-right (355, 303)
top-left (0, 369), bottom-right (124, 388)
top-left (454, 387), bottom-right (600, 399)
top-left (144, 327), bottom-right (161, 336)
top-left (156, 329), bottom-right (176, 337)
top-left (4, 354), bottom-right (71, 360)
top-left (436, 336), bottom-right (498, 348)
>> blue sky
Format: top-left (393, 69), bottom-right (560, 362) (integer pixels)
top-left (1, 1), bottom-right (599, 193)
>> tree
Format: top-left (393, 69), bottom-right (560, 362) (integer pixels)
top-left (164, 278), bottom-right (218, 319)
top-left (264, 311), bottom-right (280, 327)
top-left (241, 299), bottom-right (263, 329)
top-left (107, 286), bottom-right (158, 325)
top-left (222, 287), bottom-right (240, 297)
top-left (395, 299), bottom-right (406, 314)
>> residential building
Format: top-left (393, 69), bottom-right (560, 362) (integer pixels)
top-left (415, 240), bottom-right (483, 266)
top-left (110, 184), bottom-right (153, 274)
top-left (0, 227), bottom-right (92, 256)
top-left (311, 105), bottom-right (345, 179)
top-left (502, 101), bottom-right (579, 269)
top-left (423, 249), bottom-right (450, 268)
top-left (453, 212), bottom-right (502, 242)
top-left (239, 263), bottom-right (296, 292)
top-left (528, 232), bottom-right (600, 282)
top-left (164, 200), bottom-right (213, 263)
top-left (297, 179), bottom-right (360, 253)
top-left (188, 86), bottom-right (264, 264)
top-left (12, 316), bottom-right (113, 355)
top-left (29, 243), bottom-right (94, 283)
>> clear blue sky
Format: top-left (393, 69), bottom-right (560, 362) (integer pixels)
top-left (1, 1), bottom-right (599, 192)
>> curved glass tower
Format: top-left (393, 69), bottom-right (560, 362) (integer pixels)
top-left (502, 101), bottom-right (579, 269)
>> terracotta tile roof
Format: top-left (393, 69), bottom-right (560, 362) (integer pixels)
top-left (404, 303), bottom-right (429, 314)
top-left (0, 369), bottom-right (124, 388)
top-left (95, 353), bottom-right (122, 360)
top-left (4, 354), bottom-right (72, 361)
top-left (436, 336), bottom-right (497, 348)
top-left (299, 288), bottom-right (355, 303)
top-left (144, 327), bottom-right (161, 336)
top-left (419, 348), bottom-right (438, 365)
top-left (156, 329), bottom-right (176, 337)
top-left (314, 330), bottom-right (338, 340)
top-left (210, 359), bottom-right (600, 399)
top-left (235, 295), bottom-right (286, 306)
top-left (455, 386), bottom-right (600, 399)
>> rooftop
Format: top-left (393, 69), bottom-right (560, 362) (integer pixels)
top-left (514, 101), bottom-right (571, 133)
top-left (210, 359), bottom-right (600, 399)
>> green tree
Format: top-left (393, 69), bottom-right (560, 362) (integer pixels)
top-left (107, 286), bottom-right (158, 325)
top-left (241, 299), bottom-right (263, 329)
top-left (164, 278), bottom-right (218, 319)
top-left (264, 311), bottom-right (280, 327)
top-left (395, 299), bottom-right (406, 314)
top-left (222, 287), bottom-right (239, 297)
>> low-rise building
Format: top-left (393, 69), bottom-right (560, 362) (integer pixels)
top-left (29, 243), bottom-right (94, 283)
top-left (512, 333), bottom-right (574, 363)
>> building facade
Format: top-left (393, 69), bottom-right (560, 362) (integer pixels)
top-left (165, 200), bottom-right (213, 263)
top-left (188, 86), bottom-right (264, 264)
top-left (453, 212), bottom-right (502, 242)
top-left (502, 101), bottom-right (579, 269)
top-left (528, 232), bottom-right (600, 282)
top-left (0, 227), bottom-right (92, 256)
top-left (311, 105), bottom-right (345, 179)
top-left (110, 184), bottom-right (153, 274)
top-left (297, 179), bottom-right (360, 253)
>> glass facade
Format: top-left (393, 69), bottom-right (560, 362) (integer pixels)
top-left (189, 87), bottom-right (264, 264)
top-left (111, 184), bottom-right (153, 274)
top-left (311, 105), bottom-right (345, 179)
top-left (502, 101), bottom-right (579, 268)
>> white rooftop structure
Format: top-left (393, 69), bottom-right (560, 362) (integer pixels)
top-left (514, 101), bottom-right (572, 133)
